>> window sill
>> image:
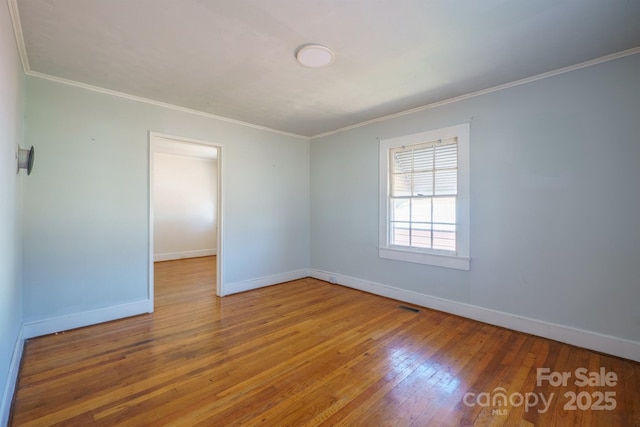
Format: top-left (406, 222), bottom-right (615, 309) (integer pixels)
top-left (379, 247), bottom-right (470, 271)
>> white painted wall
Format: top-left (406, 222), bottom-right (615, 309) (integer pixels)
top-left (153, 152), bottom-right (217, 261)
top-left (310, 54), bottom-right (640, 359)
top-left (23, 76), bottom-right (310, 324)
top-left (0, 0), bottom-right (24, 423)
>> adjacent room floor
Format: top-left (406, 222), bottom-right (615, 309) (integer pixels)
top-left (10, 257), bottom-right (640, 426)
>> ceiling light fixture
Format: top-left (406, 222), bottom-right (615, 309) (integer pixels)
top-left (296, 44), bottom-right (335, 68)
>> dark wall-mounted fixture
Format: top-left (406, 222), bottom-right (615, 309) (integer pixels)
top-left (17, 146), bottom-right (35, 175)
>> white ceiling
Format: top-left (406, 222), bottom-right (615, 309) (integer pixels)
top-left (12, 0), bottom-right (640, 138)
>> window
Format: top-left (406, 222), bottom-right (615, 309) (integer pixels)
top-left (379, 123), bottom-right (470, 270)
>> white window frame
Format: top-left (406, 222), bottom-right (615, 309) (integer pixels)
top-left (379, 123), bottom-right (470, 270)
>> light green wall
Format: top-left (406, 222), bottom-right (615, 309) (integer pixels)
top-left (0, 0), bottom-right (24, 420)
top-left (23, 77), bottom-right (310, 321)
top-left (311, 54), bottom-right (640, 344)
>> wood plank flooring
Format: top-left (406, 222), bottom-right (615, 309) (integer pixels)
top-left (10, 257), bottom-right (640, 426)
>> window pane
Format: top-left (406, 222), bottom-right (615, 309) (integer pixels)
top-left (434, 143), bottom-right (457, 169)
top-left (391, 149), bottom-right (412, 174)
top-left (412, 172), bottom-right (433, 196)
top-left (391, 199), bottom-right (410, 222)
top-left (412, 146), bottom-right (433, 171)
top-left (391, 173), bottom-right (411, 197)
top-left (411, 226), bottom-right (432, 248)
top-left (433, 223), bottom-right (456, 251)
top-left (390, 222), bottom-right (411, 246)
top-left (411, 198), bottom-right (432, 223)
top-left (434, 169), bottom-right (457, 195)
top-left (433, 197), bottom-right (456, 224)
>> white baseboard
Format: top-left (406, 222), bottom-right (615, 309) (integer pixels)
top-left (310, 269), bottom-right (640, 362)
top-left (154, 249), bottom-right (216, 262)
top-left (23, 299), bottom-right (153, 339)
top-left (223, 269), bottom-right (310, 296)
top-left (1, 325), bottom-right (24, 427)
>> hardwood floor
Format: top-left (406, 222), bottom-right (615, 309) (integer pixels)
top-left (11, 257), bottom-right (640, 426)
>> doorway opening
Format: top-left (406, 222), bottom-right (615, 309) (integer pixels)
top-left (148, 132), bottom-right (223, 309)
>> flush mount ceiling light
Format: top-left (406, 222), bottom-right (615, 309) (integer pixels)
top-left (296, 44), bottom-right (335, 68)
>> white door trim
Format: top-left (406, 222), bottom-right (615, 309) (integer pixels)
top-left (148, 132), bottom-right (224, 303)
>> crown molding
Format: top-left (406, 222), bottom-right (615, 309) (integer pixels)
top-left (310, 46), bottom-right (640, 139)
top-left (7, 0), bottom-right (30, 73)
top-left (26, 71), bottom-right (309, 140)
top-left (7, 0), bottom-right (308, 140)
